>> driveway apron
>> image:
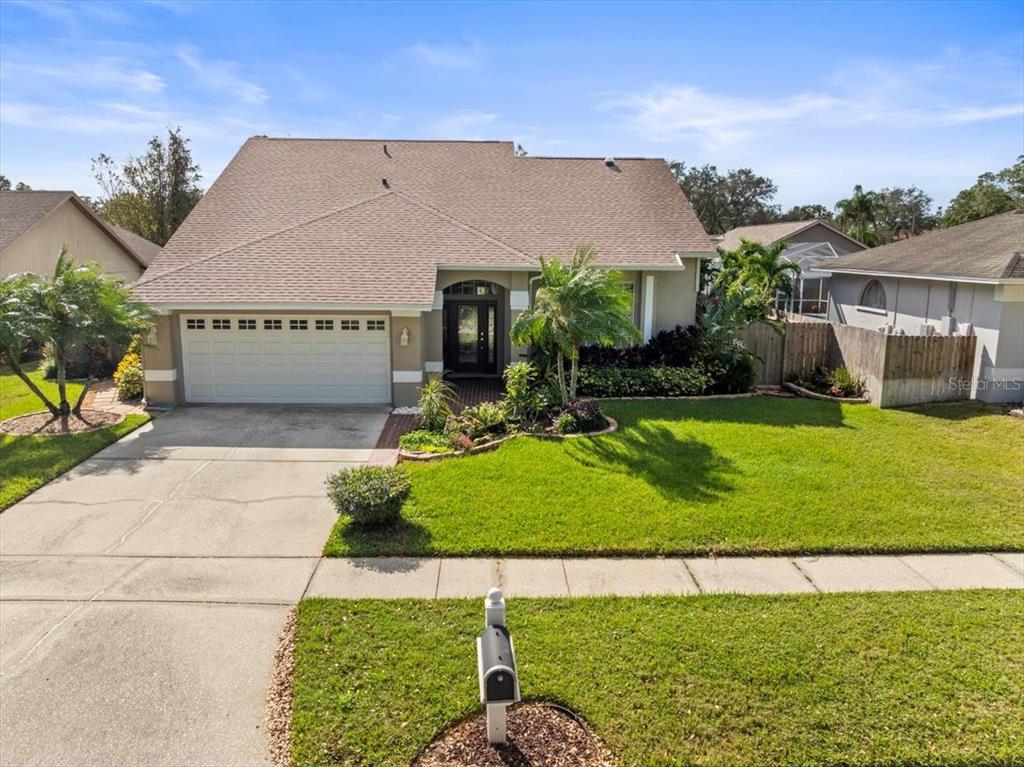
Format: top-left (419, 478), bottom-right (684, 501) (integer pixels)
top-left (0, 405), bottom-right (387, 767)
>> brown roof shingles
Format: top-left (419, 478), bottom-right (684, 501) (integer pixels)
top-left (133, 138), bottom-right (714, 305)
top-left (827, 210), bottom-right (1024, 281)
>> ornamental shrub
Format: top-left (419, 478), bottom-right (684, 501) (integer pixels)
top-left (552, 412), bottom-right (578, 434)
top-left (576, 365), bottom-right (711, 398)
top-left (113, 351), bottom-right (144, 400)
top-left (579, 325), bottom-right (701, 368)
top-left (398, 429), bottom-right (452, 454)
top-left (453, 401), bottom-right (508, 440)
top-left (325, 465), bottom-right (411, 527)
top-left (417, 376), bottom-right (456, 432)
top-left (559, 399), bottom-right (606, 432)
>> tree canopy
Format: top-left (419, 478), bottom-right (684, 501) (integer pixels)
top-left (942, 156), bottom-right (1023, 227)
top-left (92, 127), bottom-right (203, 247)
top-left (670, 162), bottom-right (779, 234)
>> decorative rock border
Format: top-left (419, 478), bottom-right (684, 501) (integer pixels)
top-left (782, 381), bottom-right (870, 404)
top-left (398, 417), bottom-right (618, 462)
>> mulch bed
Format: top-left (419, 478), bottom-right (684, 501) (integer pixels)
top-left (413, 702), bottom-right (618, 767)
top-left (0, 409), bottom-right (124, 436)
top-left (265, 607), bottom-right (297, 767)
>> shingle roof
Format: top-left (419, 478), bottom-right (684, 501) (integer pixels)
top-left (0, 190), bottom-right (74, 250)
top-left (133, 138), bottom-right (714, 306)
top-left (0, 190), bottom-right (161, 268)
top-left (827, 210), bottom-right (1024, 281)
top-left (717, 220), bottom-right (863, 252)
top-left (107, 224), bottom-right (162, 266)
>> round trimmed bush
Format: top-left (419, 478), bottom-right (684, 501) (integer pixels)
top-left (325, 465), bottom-right (411, 527)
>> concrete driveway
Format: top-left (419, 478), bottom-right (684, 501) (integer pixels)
top-left (0, 405), bottom-right (388, 767)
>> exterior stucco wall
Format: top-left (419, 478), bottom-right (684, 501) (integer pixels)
top-left (786, 224), bottom-right (863, 255)
top-left (828, 273), bottom-right (1020, 402)
top-left (653, 266), bottom-right (697, 331)
top-left (0, 200), bottom-right (142, 281)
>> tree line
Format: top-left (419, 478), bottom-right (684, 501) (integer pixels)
top-left (671, 156), bottom-right (1024, 245)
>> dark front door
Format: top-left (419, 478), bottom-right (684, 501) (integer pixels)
top-left (445, 301), bottom-right (498, 373)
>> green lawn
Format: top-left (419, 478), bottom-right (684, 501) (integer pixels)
top-left (325, 398), bottom-right (1024, 557)
top-left (292, 591), bottom-right (1024, 766)
top-left (1, 361), bottom-right (149, 511)
top-left (0, 361), bottom-right (84, 420)
top-left (0, 414), bottom-right (150, 510)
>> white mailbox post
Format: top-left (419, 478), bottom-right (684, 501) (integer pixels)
top-left (476, 587), bottom-right (520, 745)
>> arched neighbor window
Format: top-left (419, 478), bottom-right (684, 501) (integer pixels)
top-left (859, 280), bottom-right (887, 310)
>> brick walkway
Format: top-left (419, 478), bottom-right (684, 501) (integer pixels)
top-left (81, 380), bottom-right (146, 416)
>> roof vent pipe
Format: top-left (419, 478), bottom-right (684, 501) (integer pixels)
top-left (382, 178), bottom-right (390, 189)
top-left (383, 144), bottom-right (391, 158)
top-left (604, 157), bottom-right (615, 167)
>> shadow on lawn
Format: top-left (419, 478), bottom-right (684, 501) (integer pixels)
top-left (334, 518), bottom-right (434, 557)
top-left (568, 421), bottom-right (735, 502)
top-left (900, 401), bottom-right (1017, 421)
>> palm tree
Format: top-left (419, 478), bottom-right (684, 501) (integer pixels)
top-left (738, 240), bottom-right (802, 317)
top-left (835, 185), bottom-right (879, 245)
top-left (511, 246), bottom-right (640, 403)
top-left (0, 248), bottom-right (153, 428)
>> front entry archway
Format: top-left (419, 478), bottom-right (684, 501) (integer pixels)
top-left (442, 280), bottom-right (502, 374)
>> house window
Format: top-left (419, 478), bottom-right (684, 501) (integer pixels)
top-left (238, 319), bottom-right (257, 330)
top-left (212, 319), bottom-right (231, 330)
top-left (859, 280), bottom-right (887, 311)
top-left (315, 319), bottom-right (334, 331)
top-left (289, 319), bottom-right (309, 331)
top-left (264, 319), bottom-right (283, 330)
top-left (366, 319), bottom-right (386, 331)
top-left (443, 280), bottom-right (498, 296)
top-left (186, 318), bottom-right (205, 330)
top-left (339, 319), bottom-right (360, 331)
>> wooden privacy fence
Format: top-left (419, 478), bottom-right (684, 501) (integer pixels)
top-left (737, 321), bottom-right (976, 408)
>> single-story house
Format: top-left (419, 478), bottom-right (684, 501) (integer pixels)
top-left (0, 190), bottom-right (160, 281)
top-left (132, 138), bottom-right (715, 407)
top-left (826, 210), bottom-right (1024, 403)
top-left (716, 219), bottom-right (865, 317)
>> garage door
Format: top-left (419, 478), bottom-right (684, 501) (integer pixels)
top-left (180, 315), bottom-right (391, 404)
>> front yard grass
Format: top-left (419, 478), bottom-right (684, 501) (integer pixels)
top-left (325, 397), bottom-right (1024, 557)
top-left (0, 414), bottom-right (150, 510)
top-left (292, 591), bottom-right (1023, 766)
top-left (0, 361), bottom-right (84, 421)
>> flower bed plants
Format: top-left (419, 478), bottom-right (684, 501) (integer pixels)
top-left (787, 366), bottom-right (869, 402)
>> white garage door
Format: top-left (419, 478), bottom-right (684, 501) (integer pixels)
top-left (180, 315), bottom-right (391, 404)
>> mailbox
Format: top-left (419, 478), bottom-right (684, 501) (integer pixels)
top-left (477, 625), bottom-right (519, 705)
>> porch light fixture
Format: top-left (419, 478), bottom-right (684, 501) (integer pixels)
top-left (400, 327), bottom-right (409, 347)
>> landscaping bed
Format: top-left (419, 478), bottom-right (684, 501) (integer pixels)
top-left (290, 591), bottom-right (1024, 767)
top-left (1, 409), bottom-right (124, 435)
top-left (324, 397), bottom-right (1024, 557)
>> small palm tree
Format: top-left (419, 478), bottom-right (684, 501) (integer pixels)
top-left (835, 185), bottom-right (879, 245)
top-left (0, 248), bottom-right (153, 429)
top-left (716, 240), bottom-right (800, 321)
top-left (511, 246), bottom-right (639, 403)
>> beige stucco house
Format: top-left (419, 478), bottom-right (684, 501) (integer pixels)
top-left (0, 190), bottom-right (159, 281)
top-left (826, 210), bottom-right (1024, 403)
top-left (132, 137), bottom-right (715, 407)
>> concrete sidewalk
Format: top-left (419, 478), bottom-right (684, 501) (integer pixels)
top-left (2, 552), bottom-right (1020, 606)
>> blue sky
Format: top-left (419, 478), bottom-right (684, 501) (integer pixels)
top-left (1, 0), bottom-right (1022, 210)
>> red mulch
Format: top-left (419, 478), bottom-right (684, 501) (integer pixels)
top-left (0, 410), bottom-right (123, 435)
top-left (413, 703), bottom-right (618, 767)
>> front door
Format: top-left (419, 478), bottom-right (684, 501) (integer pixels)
top-left (445, 301), bottom-right (498, 373)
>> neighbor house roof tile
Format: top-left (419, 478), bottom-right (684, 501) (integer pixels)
top-left (133, 138), bottom-right (715, 305)
top-left (826, 210), bottom-right (1024, 281)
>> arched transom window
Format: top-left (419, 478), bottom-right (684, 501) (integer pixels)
top-left (443, 280), bottom-right (498, 297)
top-left (859, 280), bottom-right (887, 310)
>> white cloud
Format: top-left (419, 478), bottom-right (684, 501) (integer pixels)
top-left (4, 59), bottom-right (166, 93)
top-left (604, 85), bottom-right (838, 147)
top-left (177, 46), bottom-right (269, 104)
top-left (428, 110), bottom-right (500, 139)
top-left (408, 40), bottom-right (482, 70)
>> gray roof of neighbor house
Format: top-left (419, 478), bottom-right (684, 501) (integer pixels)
top-left (826, 210), bottom-right (1024, 282)
top-left (132, 138), bottom-right (715, 307)
top-left (716, 219), bottom-right (864, 253)
top-left (0, 190), bottom-right (161, 267)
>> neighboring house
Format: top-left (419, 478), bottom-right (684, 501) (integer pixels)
top-left (826, 210), bottom-right (1024, 403)
top-left (0, 190), bottom-right (160, 281)
top-left (716, 220), bottom-right (866, 317)
top-left (132, 137), bottom-right (715, 407)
